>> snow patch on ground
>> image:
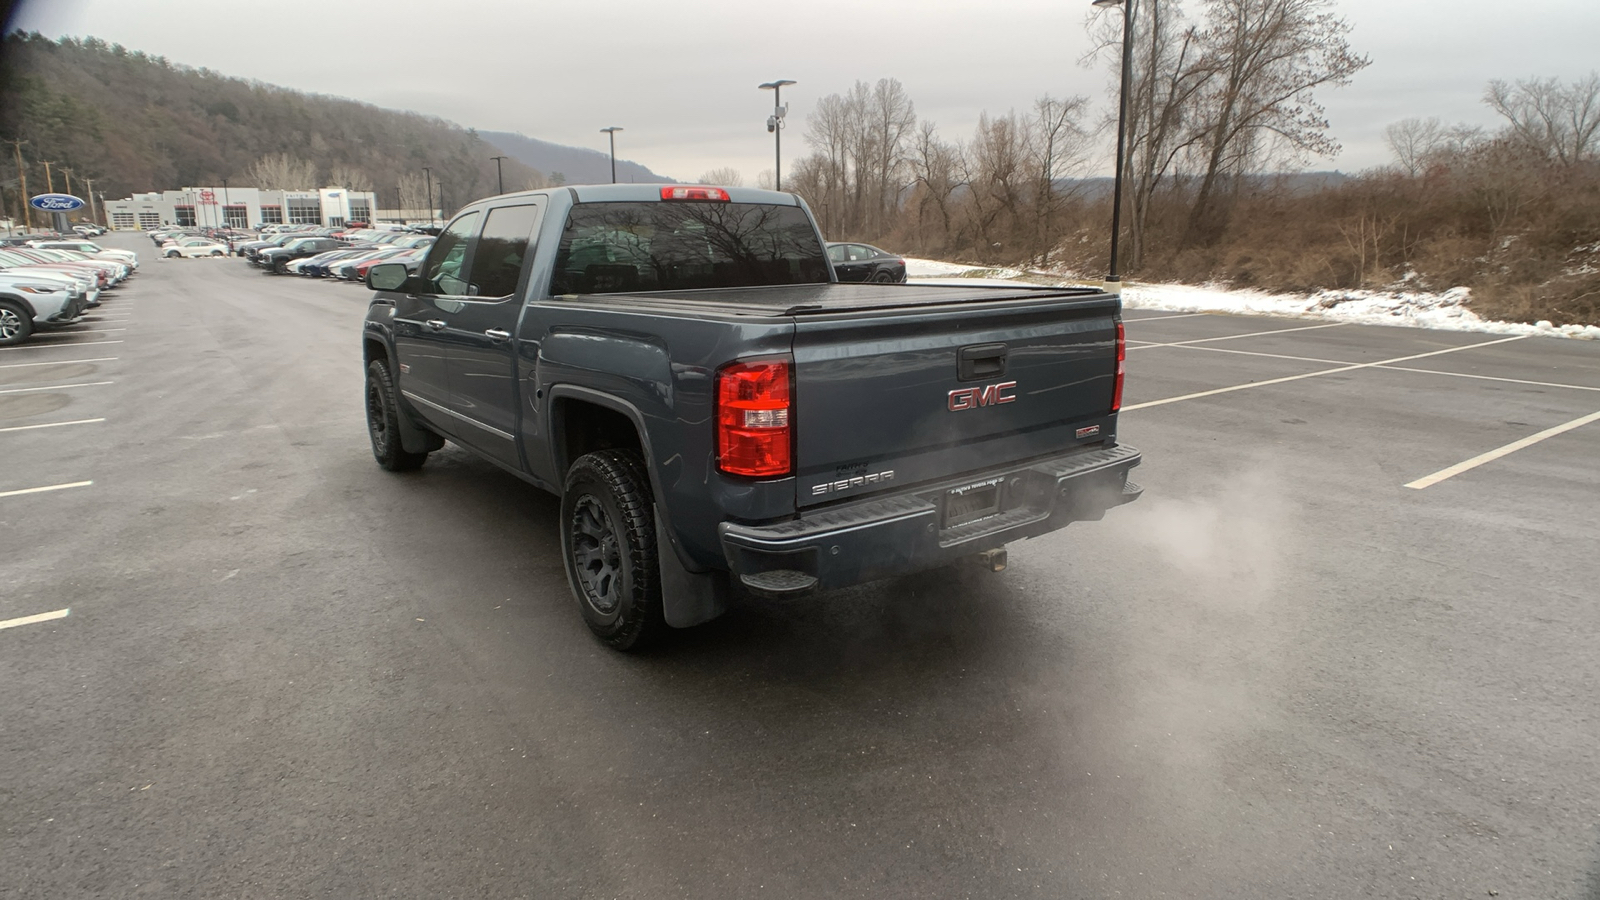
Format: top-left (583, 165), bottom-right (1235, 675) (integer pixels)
top-left (1123, 283), bottom-right (1600, 341)
top-left (903, 257), bottom-right (1599, 341)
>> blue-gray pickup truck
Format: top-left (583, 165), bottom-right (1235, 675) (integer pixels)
top-left (361, 184), bottom-right (1141, 650)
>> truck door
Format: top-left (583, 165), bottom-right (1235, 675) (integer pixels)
top-left (392, 211), bottom-right (480, 434)
top-left (442, 201), bottom-right (544, 469)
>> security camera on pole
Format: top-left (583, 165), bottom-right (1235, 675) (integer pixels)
top-left (759, 80), bottom-right (796, 191)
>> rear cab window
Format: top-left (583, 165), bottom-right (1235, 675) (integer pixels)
top-left (550, 201), bottom-right (828, 296)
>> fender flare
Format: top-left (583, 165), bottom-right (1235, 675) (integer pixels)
top-left (545, 384), bottom-right (729, 628)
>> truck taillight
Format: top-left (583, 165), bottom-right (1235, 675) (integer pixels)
top-left (1112, 320), bottom-right (1126, 412)
top-left (716, 358), bottom-right (792, 477)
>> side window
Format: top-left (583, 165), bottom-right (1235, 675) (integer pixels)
top-left (848, 245), bottom-right (875, 262)
top-left (467, 204), bottom-right (541, 299)
top-left (826, 245), bottom-right (846, 264)
top-left (421, 212), bottom-right (480, 295)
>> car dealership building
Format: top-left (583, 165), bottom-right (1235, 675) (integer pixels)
top-left (105, 186), bottom-right (379, 231)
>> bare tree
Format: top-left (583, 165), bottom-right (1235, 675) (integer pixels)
top-left (1030, 94), bottom-right (1091, 264)
top-left (326, 163), bottom-right (368, 190)
top-left (906, 121), bottom-right (966, 253)
top-left (248, 152), bottom-right (318, 190)
top-left (697, 167), bottom-right (744, 186)
top-left (1182, 0), bottom-right (1370, 245)
top-left (1485, 72), bottom-right (1600, 166)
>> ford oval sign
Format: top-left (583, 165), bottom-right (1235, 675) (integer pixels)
top-left (30, 193), bottom-right (86, 212)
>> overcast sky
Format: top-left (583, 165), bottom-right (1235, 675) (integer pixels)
top-left (12, 0), bottom-right (1600, 183)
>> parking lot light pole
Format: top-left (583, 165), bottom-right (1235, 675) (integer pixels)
top-left (759, 80), bottom-right (796, 191)
top-left (1092, 0), bottom-right (1133, 294)
top-left (422, 167), bottom-right (434, 228)
top-left (599, 128), bottom-right (623, 184)
top-left (491, 155), bottom-right (507, 195)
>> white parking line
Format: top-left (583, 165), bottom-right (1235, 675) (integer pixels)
top-left (1405, 409), bottom-right (1600, 489)
top-left (0, 480), bottom-right (92, 499)
top-left (29, 328), bottom-right (127, 336)
top-left (0, 608), bottom-right (70, 631)
top-left (0, 381), bottom-right (113, 395)
top-left (1130, 322), bottom-right (1345, 350)
top-left (0, 357), bottom-right (118, 369)
top-left (1140, 342), bottom-right (1600, 393)
top-left (1124, 312), bottom-right (1213, 322)
top-left (0, 418), bottom-right (106, 433)
top-left (0, 340), bottom-right (125, 350)
top-left (1123, 335), bottom-right (1531, 411)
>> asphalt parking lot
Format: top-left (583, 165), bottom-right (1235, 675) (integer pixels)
top-left (3, 232), bottom-right (1598, 899)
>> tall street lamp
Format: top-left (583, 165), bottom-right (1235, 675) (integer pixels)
top-left (491, 155), bottom-right (507, 194)
top-left (759, 80), bottom-right (796, 191)
top-left (1092, 0), bottom-right (1134, 294)
top-left (599, 127), bottom-right (623, 184)
top-left (422, 166), bottom-right (434, 227)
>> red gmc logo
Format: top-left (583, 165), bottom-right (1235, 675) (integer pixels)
top-left (948, 381), bottom-right (1018, 411)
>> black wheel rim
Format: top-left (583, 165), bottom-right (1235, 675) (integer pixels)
top-left (0, 308), bottom-right (20, 340)
top-left (366, 379), bottom-right (389, 454)
top-left (571, 495), bottom-right (623, 615)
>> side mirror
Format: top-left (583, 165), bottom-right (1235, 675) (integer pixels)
top-left (366, 262), bottom-right (410, 292)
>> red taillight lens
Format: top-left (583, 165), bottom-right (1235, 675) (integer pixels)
top-left (716, 358), bottom-right (792, 477)
top-left (1112, 320), bottom-right (1126, 412)
top-left (660, 186), bottom-right (731, 202)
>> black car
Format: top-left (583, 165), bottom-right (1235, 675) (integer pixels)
top-left (825, 242), bottom-right (907, 283)
top-left (258, 237), bottom-right (344, 274)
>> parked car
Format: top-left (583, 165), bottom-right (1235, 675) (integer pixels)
top-left (0, 270), bottom-right (90, 345)
top-left (0, 249), bottom-right (102, 302)
top-left (162, 238), bottom-right (229, 258)
top-left (258, 236), bottom-right (344, 273)
top-left (825, 242), bottom-right (908, 283)
top-left (30, 240), bottom-right (140, 271)
top-left (73, 224), bottom-right (107, 237)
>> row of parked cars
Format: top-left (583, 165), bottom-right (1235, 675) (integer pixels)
top-left (0, 236), bottom-right (138, 346)
top-left (240, 228), bottom-right (436, 281)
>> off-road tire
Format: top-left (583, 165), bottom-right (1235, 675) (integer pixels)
top-left (365, 358), bottom-right (429, 471)
top-left (273, 259), bottom-right (289, 275)
top-left (0, 300), bottom-right (33, 346)
top-left (561, 450), bottom-right (665, 651)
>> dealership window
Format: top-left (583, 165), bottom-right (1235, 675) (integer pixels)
top-left (224, 205), bottom-right (248, 228)
top-left (112, 212), bottom-right (137, 230)
top-left (175, 205), bottom-right (196, 227)
top-left (348, 199), bottom-right (371, 222)
top-left (138, 212), bottom-right (161, 229)
top-left (259, 206), bottom-right (283, 224)
top-left (285, 198), bottom-right (322, 225)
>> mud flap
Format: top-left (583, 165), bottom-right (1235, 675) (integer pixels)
top-left (656, 508), bottom-right (730, 628)
top-left (394, 394), bottom-right (445, 454)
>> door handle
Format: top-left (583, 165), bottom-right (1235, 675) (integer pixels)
top-left (485, 328), bottom-right (512, 343)
top-left (424, 319), bottom-right (446, 332)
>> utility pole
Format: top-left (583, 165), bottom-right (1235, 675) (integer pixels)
top-left (491, 155), bottom-right (507, 195)
top-left (422, 166), bottom-right (434, 228)
top-left (84, 177), bottom-right (97, 225)
top-left (10, 140), bottom-right (31, 231)
top-left (42, 160), bottom-right (55, 193)
top-left (600, 127), bottom-right (623, 184)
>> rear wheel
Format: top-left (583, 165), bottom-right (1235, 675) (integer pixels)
top-left (365, 358), bottom-right (429, 471)
top-left (165, 250), bottom-right (179, 258)
top-left (561, 450), bottom-right (665, 651)
top-left (872, 269), bottom-right (895, 283)
top-left (0, 301), bottom-right (33, 346)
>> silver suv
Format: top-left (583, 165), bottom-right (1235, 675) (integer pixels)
top-left (0, 271), bottom-right (88, 345)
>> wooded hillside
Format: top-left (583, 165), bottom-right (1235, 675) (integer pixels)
top-left (0, 31), bottom-right (545, 214)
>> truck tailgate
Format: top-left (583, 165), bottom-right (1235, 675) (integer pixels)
top-left (791, 289), bottom-right (1120, 508)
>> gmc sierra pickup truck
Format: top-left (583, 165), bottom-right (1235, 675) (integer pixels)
top-left (361, 184), bottom-right (1141, 650)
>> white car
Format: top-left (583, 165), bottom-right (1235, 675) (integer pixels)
top-left (31, 240), bottom-right (140, 271)
top-left (163, 238), bottom-right (229, 259)
top-left (0, 270), bottom-right (89, 346)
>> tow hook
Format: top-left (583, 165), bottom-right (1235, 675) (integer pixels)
top-left (976, 548), bottom-right (1007, 572)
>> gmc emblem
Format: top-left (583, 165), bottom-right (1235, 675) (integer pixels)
top-left (948, 381), bottom-right (1017, 411)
